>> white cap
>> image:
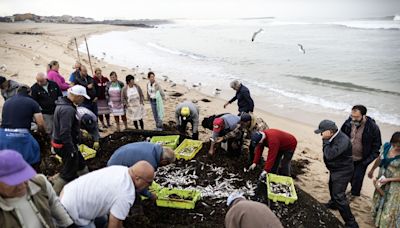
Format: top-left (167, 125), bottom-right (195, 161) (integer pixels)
top-left (68, 85), bottom-right (90, 99)
top-left (227, 192), bottom-right (245, 206)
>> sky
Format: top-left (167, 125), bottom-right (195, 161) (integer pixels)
top-left (0, 0), bottom-right (399, 20)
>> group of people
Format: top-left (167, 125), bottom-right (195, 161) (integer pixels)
top-left (0, 58), bottom-right (399, 228)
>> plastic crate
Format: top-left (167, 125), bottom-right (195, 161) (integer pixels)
top-left (266, 173), bottom-right (298, 205)
top-left (174, 139), bottom-right (203, 160)
top-left (55, 144), bottom-right (96, 163)
top-left (150, 135), bottom-right (180, 149)
top-left (156, 188), bottom-right (201, 209)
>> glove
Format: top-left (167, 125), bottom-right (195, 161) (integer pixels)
top-left (93, 141), bottom-right (100, 150)
top-left (248, 163), bottom-right (257, 171)
top-left (81, 130), bottom-right (90, 139)
top-left (259, 170), bottom-right (267, 181)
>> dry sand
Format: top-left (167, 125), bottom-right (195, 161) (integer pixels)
top-left (0, 22), bottom-right (378, 227)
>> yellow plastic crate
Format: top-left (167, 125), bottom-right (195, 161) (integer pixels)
top-left (55, 144), bottom-right (96, 163)
top-left (150, 135), bottom-right (180, 149)
top-left (156, 188), bottom-right (201, 209)
top-left (266, 173), bottom-right (298, 205)
top-left (174, 139), bottom-right (203, 160)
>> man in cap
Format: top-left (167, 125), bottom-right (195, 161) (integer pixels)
top-left (223, 80), bottom-right (254, 114)
top-left (51, 85), bottom-right (90, 194)
top-left (0, 149), bottom-right (73, 227)
top-left (225, 192), bottom-right (283, 228)
top-left (248, 129), bottom-right (297, 178)
top-left (340, 105), bottom-right (382, 198)
top-left (0, 85), bottom-right (45, 167)
top-left (107, 142), bottom-right (176, 199)
top-left (216, 113), bottom-right (269, 164)
top-left (315, 119), bottom-right (359, 228)
top-left (60, 160), bottom-right (155, 228)
top-left (175, 101), bottom-right (200, 140)
top-left (208, 113), bottom-right (240, 155)
top-left (0, 75), bottom-right (21, 101)
top-left (77, 106), bottom-right (100, 150)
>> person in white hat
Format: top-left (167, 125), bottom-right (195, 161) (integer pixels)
top-left (51, 85), bottom-right (90, 194)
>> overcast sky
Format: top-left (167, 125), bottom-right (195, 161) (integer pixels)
top-left (0, 0), bottom-right (399, 20)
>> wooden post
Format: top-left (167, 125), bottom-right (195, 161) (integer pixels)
top-left (84, 36), bottom-right (94, 75)
top-left (74, 37), bottom-right (81, 62)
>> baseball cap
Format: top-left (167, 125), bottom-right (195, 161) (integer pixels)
top-left (227, 192), bottom-right (245, 206)
top-left (251, 131), bottom-right (265, 146)
top-left (240, 113), bottom-right (252, 122)
top-left (68, 85), bottom-right (90, 99)
top-left (180, 106), bottom-right (190, 120)
top-left (0, 150), bottom-right (36, 186)
top-left (81, 114), bottom-right (96, 131)
top-left (213, 118), bottom-right (224, 133)
top-left (314, 120), bottom-right (338, 134)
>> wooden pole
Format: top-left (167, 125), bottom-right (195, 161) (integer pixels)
top-left (74, 37), bottom-right (81, 62)
top-left (84, 36), bottom-right (94, 75)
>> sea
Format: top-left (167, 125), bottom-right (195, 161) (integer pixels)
top-left (80, 16), bottom-right (400, 139)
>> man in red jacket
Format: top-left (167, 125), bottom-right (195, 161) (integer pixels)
top-left (248, 129), bottom-right (297, 177)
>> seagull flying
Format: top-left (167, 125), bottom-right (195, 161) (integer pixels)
top-left (251, 29), bottom-right (264, 42)
top-left (298, 44), bottom-right (305, 54)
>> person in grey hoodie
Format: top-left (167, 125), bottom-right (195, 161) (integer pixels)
top-left (51, 85), bottom-right (89, 194)
top-left (175, 101), bottom-right (200, 140)
top-left (0, 76), bottom-right (21, 101)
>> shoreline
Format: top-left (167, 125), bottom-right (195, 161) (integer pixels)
top-left (0, 22), bottom-right (379, 227)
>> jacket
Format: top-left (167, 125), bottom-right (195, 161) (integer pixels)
top-left (0, 174), bottom-right (73, 228)
top-left (253, 129), bottom-right (297, 172)
top-left (47, 70), bottom-right (69, 92)
top-left (122, 84), bottom-right (145, 106)
top-left (228, 84), bottom-right (254, 113)
top-left (225, 198), bottom-right (283, 228)
top-left (72, 74), bottom-right (97, 101)
top-left (1, 80), bottom-right (20, 100)
top-left (323, 131), bottom-right (354, 176)
top-left (52, 97), bottom-right (80, 153)
top-left (175, 101), bottom-right (200, 133)
top-left (31, 80), bottom-right (63, 115)
top-left (105, 81), bottom-right (124, 102)
top-left (340, 116), bottom-right (382, 166)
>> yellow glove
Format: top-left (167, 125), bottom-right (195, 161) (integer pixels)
top-left (81, 130), bottom-right (90, 139)
top-left (93, 141), bottom-right (100, 150)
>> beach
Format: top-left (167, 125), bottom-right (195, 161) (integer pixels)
top-left (0, 22), bottom-right (386, 227)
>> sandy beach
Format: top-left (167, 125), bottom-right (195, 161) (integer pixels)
top-left (0, 22), bottom-right (379, 227)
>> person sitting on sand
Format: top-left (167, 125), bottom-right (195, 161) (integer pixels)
top-left (146, 71), bottom-right (165, 131)
top-left (31, 72), bottom-right (63, 135)
top-left (60, 161), bottom-right (155, 228)
top-left (122, 75), bottom-right (145, 130)
top-left (314, 120), bottom-right (359, 228)
top-left (107, 142), bottom-right (175, 200)
top-left (175, 101), bottom-right (200, 140)
top-left (47, 60), bottom-right (70, 96)
top-left (216, 112), bottom-right (269, 165)
top-left (225, 192), bottom-right (283, 228)
top-left (208, 113), bottom-right (240, 155)
top-left (106, 71), bottom-right (127, 132)
top-left (0, 150), bottom-right (74, 228)
top-left (223, 80), bottom-right (254, 115)
top-left (0, 75), bottom-right (21, 101)
top-left (249, 129), bottom-right (297, 178)
top-left (368, 131), bottom-right (400, 228)
top-left (0, 86), bottom-right (45, 168)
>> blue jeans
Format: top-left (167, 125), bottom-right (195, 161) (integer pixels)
top-left (150, 99), bottom-right (162, 129)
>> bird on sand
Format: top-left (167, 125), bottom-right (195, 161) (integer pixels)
top-left (251, 29), bottom-right (264, 42)
top-left (298, 44), bottom-right (305, 54)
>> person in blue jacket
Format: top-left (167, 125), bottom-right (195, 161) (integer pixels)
top-left (224, 80), bottom-right (254, 114)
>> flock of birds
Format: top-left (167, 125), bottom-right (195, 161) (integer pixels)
top-left (251, 28), bottom-right (306, 54)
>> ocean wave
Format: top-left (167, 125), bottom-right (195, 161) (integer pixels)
top-left (285, 74), bottom-right (400, 96)
top-left (268, 87), bottom-right (400, 126)
top-left (328, 20), bottom-right (400, 30)
top-left (146, 42), bottom-right (206, 60)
